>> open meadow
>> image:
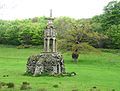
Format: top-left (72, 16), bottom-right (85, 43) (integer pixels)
top-left (0, 45), bottom-right (120, 91)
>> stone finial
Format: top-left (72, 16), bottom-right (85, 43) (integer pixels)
top-left (50, 9), bottom-right (52, 17)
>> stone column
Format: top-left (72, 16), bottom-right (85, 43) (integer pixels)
top-left (47, 38), bottom-right (50, 52)
top-left (44, 38), bottom-right (46, 52)
top-left (55, 39), bottom-right (57, 52)
top-left (53, 38), bottom-right (55, 52)
top-left (50, 28), bottom-right (52, 36)
top-left (58, 63), bottom-right (61, 74)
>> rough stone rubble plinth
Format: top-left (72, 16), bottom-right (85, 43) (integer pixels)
top-left (26, 52), bottom-right (65, 76)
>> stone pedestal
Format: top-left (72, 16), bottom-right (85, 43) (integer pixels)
top-left (26, 52), bottom-right (65, 76)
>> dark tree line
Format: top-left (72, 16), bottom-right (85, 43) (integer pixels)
top-left (0, 0), bottom-right (120, 49)
top-left (0, 17), bottom-right (46, 45)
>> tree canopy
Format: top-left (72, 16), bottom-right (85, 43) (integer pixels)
top-left (0, 0), bottom-right (120, 50)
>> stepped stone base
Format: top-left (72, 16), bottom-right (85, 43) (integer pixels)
top-left (26, 52), bottom-right (65, 76)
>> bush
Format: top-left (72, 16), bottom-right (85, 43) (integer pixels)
top-left (22, 82), bottom-right (30, 85)
top-left (0, 82), bottom-right (6, 86)
top-left (20, 82), bottom-right (31, 90)
top-left (53, 84), bottom-right (59, 88)
top-left (3, 75), bottom-right (9, 77)
top-left (6, 82), bottom-right (14, 88)
top-left (112, 89), bottom-right (115, 91)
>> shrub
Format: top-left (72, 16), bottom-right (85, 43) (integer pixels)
top-left (112, 89), bottom-right (115, 91)
top-left (20, 84), bottom-right (27, 90)
top-left (22, 82), bottom-right (30, 85)
top-left (20, 82), bottom-right (31, 90)
top-left (3, 75), bottom-right (9, 77)
top-left (6, 82), bottom-right (14, 88)
top-left (0, 82), bottom-right (6, 86)
top-left (53, 84), bottom-right (59, 88)
top-left (92, 86), bottom-right (97, 89)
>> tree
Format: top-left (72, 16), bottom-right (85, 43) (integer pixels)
top-left (105, 24), bottom-right (120, 49)
top-left (0, 17), bottom-right (46, 46)
top-left (102, 1), bottom-right (120, 31)
top-left (58, 19), bottom-right (106, 51)
top-left (100, 1), bottom-right (120, 48)
top-left (54, 17), bottom-right (76, 39)
top-left (91, 15), bottom-right (103, 33)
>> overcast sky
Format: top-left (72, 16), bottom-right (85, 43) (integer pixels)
top-left (0, 0), bottom-right (114, 20)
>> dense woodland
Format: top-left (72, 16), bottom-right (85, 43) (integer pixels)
top-left (0, 1), bottom-right (120, 50)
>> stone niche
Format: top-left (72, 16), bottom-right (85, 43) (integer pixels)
top-left (26, 52), bottom-right (65, 76)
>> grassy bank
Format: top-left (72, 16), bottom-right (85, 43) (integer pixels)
top-left (0, 45), bottom-right (120, 91)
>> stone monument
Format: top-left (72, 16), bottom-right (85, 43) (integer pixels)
top-left (26, 10), bottom-right (65, 76)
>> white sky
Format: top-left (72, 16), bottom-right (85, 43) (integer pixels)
top-left (0, 0), bottom-right (114, 20)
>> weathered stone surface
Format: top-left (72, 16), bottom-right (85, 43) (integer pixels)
top-left (26, 52), bottom-right (65, 76)
top-left (26, 11), bottom-right (66, 76)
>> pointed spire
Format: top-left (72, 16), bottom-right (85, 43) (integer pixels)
top-left (50, 9), bottom-right (52, 17)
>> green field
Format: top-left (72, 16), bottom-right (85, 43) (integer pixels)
top-left (0, 45), bottom-right (120, 91)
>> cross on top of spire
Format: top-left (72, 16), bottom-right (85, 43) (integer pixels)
top-left (46, 9), bottom-right (54, 27)
top-left (50, 9), bottom-right (52, 17)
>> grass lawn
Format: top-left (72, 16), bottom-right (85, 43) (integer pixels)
top-left (0, 45), bottom-right (120, 91)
